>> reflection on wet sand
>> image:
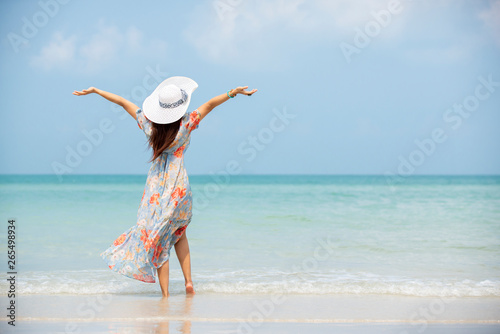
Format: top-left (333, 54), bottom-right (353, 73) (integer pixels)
top-left (155, 295), bottom-right (193, 334)
top-left (103, 294), bottom-right (195, 334)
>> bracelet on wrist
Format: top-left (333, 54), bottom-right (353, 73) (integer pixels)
top-left (227, 90), bottom-right (235, 98)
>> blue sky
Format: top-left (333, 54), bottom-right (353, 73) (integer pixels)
top-left (1, 0), bottom-right (499, 177)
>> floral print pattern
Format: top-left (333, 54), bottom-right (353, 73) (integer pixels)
top-left (100, 108), bottom-right (201, 283)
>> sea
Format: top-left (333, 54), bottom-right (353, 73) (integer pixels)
top-left (0, 174), bottom-right (499, 297)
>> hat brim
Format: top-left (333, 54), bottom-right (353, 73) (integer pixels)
top-left (142, 76), bottom-right (198, 124)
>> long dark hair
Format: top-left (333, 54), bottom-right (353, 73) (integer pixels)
top-left (148, 119), bottom-right (182, 162)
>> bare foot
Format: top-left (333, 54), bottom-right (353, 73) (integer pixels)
top-left (161, 293), bottom-right (169, 299)
top-left (185, 281), bottom-right (195, 295)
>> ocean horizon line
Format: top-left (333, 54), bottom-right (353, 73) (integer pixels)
top-left (1, 173), bottom-right (500, 177)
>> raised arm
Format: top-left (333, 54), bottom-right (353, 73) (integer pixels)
top-left (73, 87), bottom-right (140, 120)
top-left (197, 86), bottom-right (257, 121)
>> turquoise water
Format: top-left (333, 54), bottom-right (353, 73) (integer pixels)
top-left (1, 175), bottom-right (499, 296)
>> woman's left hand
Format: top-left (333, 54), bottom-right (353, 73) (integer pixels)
top-left (230, 86), bottom-right (258, 97)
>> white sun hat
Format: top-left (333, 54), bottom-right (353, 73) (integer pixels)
top-left (142, 76), bottom-right (198, 124)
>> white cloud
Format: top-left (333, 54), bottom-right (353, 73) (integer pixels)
top-left (478, 0), bottom-right (500, 47)
top-left (126, 26), bottom-right (143, 51)
top-left (184, 0), bottom-right (318, 66)
top-left (185, 0), bottom-right (497, 67)
top-left (314, 0), bottom-right (394, 31)
top-left (79, 24), bottom-right (124, 72)
top-left (30, 32), bottom-right (76, 70)
top-left (30, 22), bottom-right (168, 73)
top-left (184, 0), bottom-right (414, 65)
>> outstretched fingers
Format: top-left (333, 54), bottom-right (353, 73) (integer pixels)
top-left (242, 88), bottom-right (258, 96)
top-left (234, 86), bottom-right (258, 96)
top-left (72, 87), bottom-right (96, 96)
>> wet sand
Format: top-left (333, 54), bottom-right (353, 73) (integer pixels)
top-left (1, 293), bottom-right (499, 333)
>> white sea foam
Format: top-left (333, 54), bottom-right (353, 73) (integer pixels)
top-left (3, 269), bottom-right (499, 297)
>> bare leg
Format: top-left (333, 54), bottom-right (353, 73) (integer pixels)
top-left (157, 259), bottom-right (170, 298)
top-left (174, 231), bottom-right (195, 294)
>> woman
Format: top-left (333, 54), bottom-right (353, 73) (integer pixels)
top-left (73, 77), bottom-right (257, 298)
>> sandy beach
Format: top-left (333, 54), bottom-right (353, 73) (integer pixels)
top-left (1, 294), bottom-right (499, 333)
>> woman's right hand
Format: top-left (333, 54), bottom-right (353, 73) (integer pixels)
top-left (72, 87), bottom-right (97, 96)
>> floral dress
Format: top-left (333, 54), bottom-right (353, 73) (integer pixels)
top-left (100, 108), bottom-right (201, 283)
